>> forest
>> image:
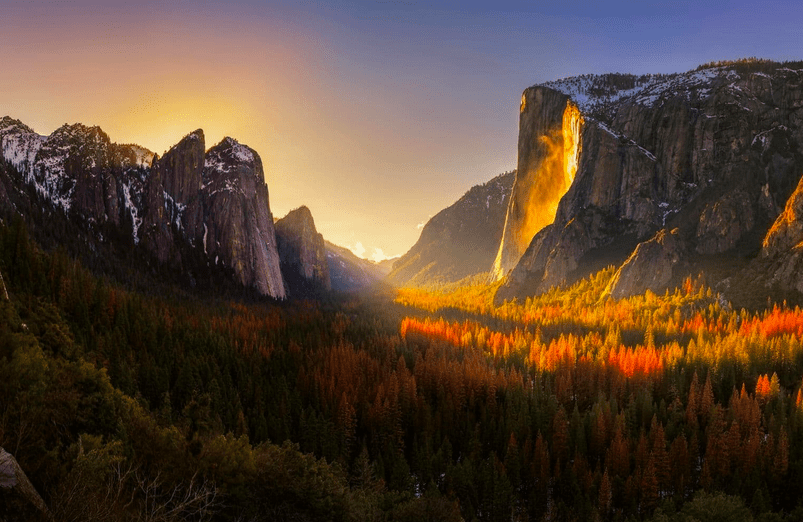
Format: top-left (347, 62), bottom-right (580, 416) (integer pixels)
top-left (3, 216), bottom-right (803, 521)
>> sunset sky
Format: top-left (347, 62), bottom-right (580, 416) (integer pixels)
top-left (3, 0), bottom-right (803, 261)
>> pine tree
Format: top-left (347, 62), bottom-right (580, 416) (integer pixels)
top-left (598, 468), bottom-right (612, 516)
top-left (686, 371), bottom-right (700, 428)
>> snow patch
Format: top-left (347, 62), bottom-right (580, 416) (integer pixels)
top-left (231, 141), bottom-right (254, 163)
top-left (541, 67), bottom-right (728, 114)
top-left (163, 191), bottom-right (187, 231)
top-left (204, 138), bottom-right (255, 175)
top-left (122, 182), bottom-right (142, 244)
top-left (594, 121), bottom-right (656, 161)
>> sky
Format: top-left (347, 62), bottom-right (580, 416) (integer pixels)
top-left (3, 0), bottom-right (803, 261)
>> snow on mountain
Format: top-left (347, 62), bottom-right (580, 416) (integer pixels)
top-left (203, 137), bottom-right (254, 175)
top-left (0, 117), bottom-right (44, 181)
top-left (539, 67), bottom-right (738, 115)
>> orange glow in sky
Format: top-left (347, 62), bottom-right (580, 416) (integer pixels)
top-left (5, 1), bottom-right (803, 260)
top-left (1, 4), bottom-right (519, 261)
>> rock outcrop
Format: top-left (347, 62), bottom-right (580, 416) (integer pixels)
top-left (0, 117), bottom-right (287, 299)
top-left (492, 92), bottom-right (583, 281)
top-left (0, 117), bottom-right (153, 230)
top-left (0, 446), bottom-right (51, 520)
top-left (389, 171), bottom-right (515, 287)
top-left (496, 62), bottom-right (803, 302)
top-left (604, 228), bottom-right (686, 299)
top-left (275, 206), bottom-right (330, 294)
top-left (762, 173), bottom-right (803, 293)
top-left (141, 130), bottom-right (205, 264)
top-left (203, 138), bottom-right (286, 298)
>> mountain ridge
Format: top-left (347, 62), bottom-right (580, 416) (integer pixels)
top-left (493, 59), bottom-right (803, 306)
top-left (388, 170), bottom-right (515, 287)
top-left (0, 116), bottom-right (288, 298)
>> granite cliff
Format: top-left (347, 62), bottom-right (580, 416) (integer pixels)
top-left (0, 117), bottom-right (286, 298)
top-left (495, 61), bottom-right (803, 303)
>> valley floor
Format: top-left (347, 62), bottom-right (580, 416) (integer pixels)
top-left (3, 219), bottom-right (803, 521)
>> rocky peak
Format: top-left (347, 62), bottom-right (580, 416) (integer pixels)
top-left (50, 122), bottom-right (110, 144)
top-left (275, 206), bottom-right (331, 293)
top-left (159, 129), bottom-right (205, 204)
top-left (201, 137), bottom-right (286, 299)
top-left (0, 117), bottom-right (43, 180)
top-left (0, 117), bottom-right (289, 299)
top-left (204, 137), bottom-right (256, 173)
top-left (0, 116), bottom-right (36, 137)
top-left (140, 129), bottom-right (206, 262)
top-left (117, 143), bottom-right (155, 169)
top-left (203, 137), bottom-right (262, 193)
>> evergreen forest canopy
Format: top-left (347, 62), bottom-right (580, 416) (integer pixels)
top-left (4, 216), bottom-right (803, 522)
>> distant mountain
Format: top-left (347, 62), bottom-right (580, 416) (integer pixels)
top-left (388, 171), bottom-right (515, 287)
top-left (275, 206), bottom-right (330, 295)
top-left (324, 241), bottom-right (389, 292)
top-left (0, 116), bottom-right (286, 298)
top-left (491, 59), bottom-right (803, 306)
top-left (374, 257), bottom-right (397, 276)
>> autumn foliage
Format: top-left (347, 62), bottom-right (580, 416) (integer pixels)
top-left (4, 217), bottom-right (803, 521)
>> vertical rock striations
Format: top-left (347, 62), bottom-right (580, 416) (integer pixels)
top-left (495, 63), bottom-right (803, 303)
top-left (762, 174), bottom-right (803, 293)
top-left (202, 137), bottom-right (286, 299)
top-left (141, 130), bottom-right (205, 265)
top-left (0, 117), bottom-right (287, 299)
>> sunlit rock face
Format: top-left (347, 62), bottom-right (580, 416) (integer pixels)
top-left (762, 175), bottom-right (803, 293)
top-left (390, 171), bottom-right (515, 286)
top-left (495, 64), bottom-right (803, 303)
top-left (275, 205), bottom-right (330, 294)
top-left (492, 91), bottom-right (583, 280)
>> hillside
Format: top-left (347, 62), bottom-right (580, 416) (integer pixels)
top-left (388, 170), bottom-right (515, 287)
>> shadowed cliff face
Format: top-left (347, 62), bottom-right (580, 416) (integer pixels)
top-left (142, 130), bottom-right (205, 265)
top-left (202, 138), bottom-right (286, 299)
top-left (495, 64), bottom-right (803, 303)
top-left (0, 117), bottom-right (287, 299)
top-left (275, 206), bottom-right (331, 294)
top-left (492, 92), bottom-right (583, 280)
